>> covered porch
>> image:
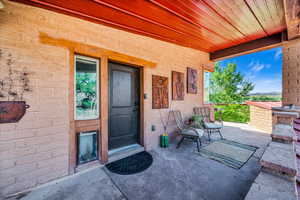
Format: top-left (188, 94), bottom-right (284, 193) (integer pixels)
top-left (8, 122), bottom-right (272, 200)
top-left (1, 0), bottom-right (300, 199)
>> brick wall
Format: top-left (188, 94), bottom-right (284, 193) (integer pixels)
top-left (0, 0), bottom-right (209, 196)
top-left (283, 42), bottom-right (300, 106)
top-left (249, 105), bottom-right (273, 133)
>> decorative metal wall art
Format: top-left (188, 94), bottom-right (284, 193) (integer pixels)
top-left (152, 75), bottom-right (169, 109)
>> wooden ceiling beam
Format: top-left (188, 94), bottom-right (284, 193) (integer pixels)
top-left (210, 32), bottom-right (287, 61)
top-left (283, 0), bottom-right (300, 40)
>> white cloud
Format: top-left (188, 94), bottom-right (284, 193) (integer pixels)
top-left (274, 48), bottom-right (282, 60)
top-left (248, 75), bottom-right (256, 80)
top-left (248, 60), bottom-right (255, 67)
top-left (252, 64), bottom-right (264, 72)
top-left (248, 61), bottom-right (271, 72)
top-left (251, 78), bottom-right (282, 93)
top-left (245, 71), bottom-right (256, 80)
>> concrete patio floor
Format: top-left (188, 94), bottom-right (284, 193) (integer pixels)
top-left (9, 123), bottom-right (271, 200)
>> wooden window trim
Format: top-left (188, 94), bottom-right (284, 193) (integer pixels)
top-left (203, 70), bottom-right (211, 104)
top-left (74, 55), bottom-right (100, 121)
top-left (76, 130), bottom-right (100, 166)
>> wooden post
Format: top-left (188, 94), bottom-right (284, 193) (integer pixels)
top-left (68, 50), bottom-right (76, 174)
top-left (100, 56), bottom-right (109, 164)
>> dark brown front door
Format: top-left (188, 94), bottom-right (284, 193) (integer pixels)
top-left (108, 62), bottom-right (140, 150)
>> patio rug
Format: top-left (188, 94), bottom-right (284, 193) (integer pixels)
top-left (198, 139), bottom-right (257, 169)
top-left (106, 151), bottom-right (153, 175)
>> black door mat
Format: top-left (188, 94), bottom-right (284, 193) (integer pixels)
top-left (106, 151), bottom-right (153, 175)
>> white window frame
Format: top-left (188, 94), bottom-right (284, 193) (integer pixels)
top-left (203, 70), bottom-right (211, 104)
top-left (74, 55), bottom-right (100, 120)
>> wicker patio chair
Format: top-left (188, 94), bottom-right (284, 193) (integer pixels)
top-left (172, 110), bottom-right (204, 152)
top-left (193, 106), bottom-right (223, 141)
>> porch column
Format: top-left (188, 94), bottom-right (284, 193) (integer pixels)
top-left (282, 41), bottom-right (300, 106)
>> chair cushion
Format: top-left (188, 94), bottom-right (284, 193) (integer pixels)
top-left (204, 122), bottom-right (222, 129)
top-left (181, 128), bottom-right (204, 137)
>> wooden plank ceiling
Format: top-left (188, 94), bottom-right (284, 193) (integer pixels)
top-left (12, 0), bottom-right (286, 53)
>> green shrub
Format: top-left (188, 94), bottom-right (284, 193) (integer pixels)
top-left (214, 104), bottom-right (249, 123)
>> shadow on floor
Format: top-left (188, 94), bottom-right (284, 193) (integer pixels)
top-left (11, 123), bottom-right (270, 200)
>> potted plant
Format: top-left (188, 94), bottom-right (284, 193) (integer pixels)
top-left (161, 126), bottom-right (169, 148)
top-left (0, 50), bottom-right (31, 123)
top-left (158, 109), bottom-right (170, 148)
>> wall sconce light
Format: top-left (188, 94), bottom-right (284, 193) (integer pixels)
top-left (0, 1), bottom-right (4, 9)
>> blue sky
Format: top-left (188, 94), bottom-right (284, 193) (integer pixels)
top-left (219, 47), bottom-right (282, 94)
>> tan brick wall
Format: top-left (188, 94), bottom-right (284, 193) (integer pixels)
top-left (0, 1), bottom-right (209, 196)
top-left (249, 105), bottom-right (273, 133)
top-left (283, 41), bottom-right (300, 106)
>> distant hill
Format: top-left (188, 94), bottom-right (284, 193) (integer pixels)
top-left (246, 92), bottom-right (282, 102)
top-left (248, 92), bottom-right (282, 96)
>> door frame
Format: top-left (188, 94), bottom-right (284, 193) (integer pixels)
top-left (108, 61), bottom-right (142, 150)
top-left (63, 41), bottom-right (150, 174)
top-left (69, 53), bottom-right (145, 171)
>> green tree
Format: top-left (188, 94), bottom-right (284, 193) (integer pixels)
top-left (209, 62), bottom-right (254, 104)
